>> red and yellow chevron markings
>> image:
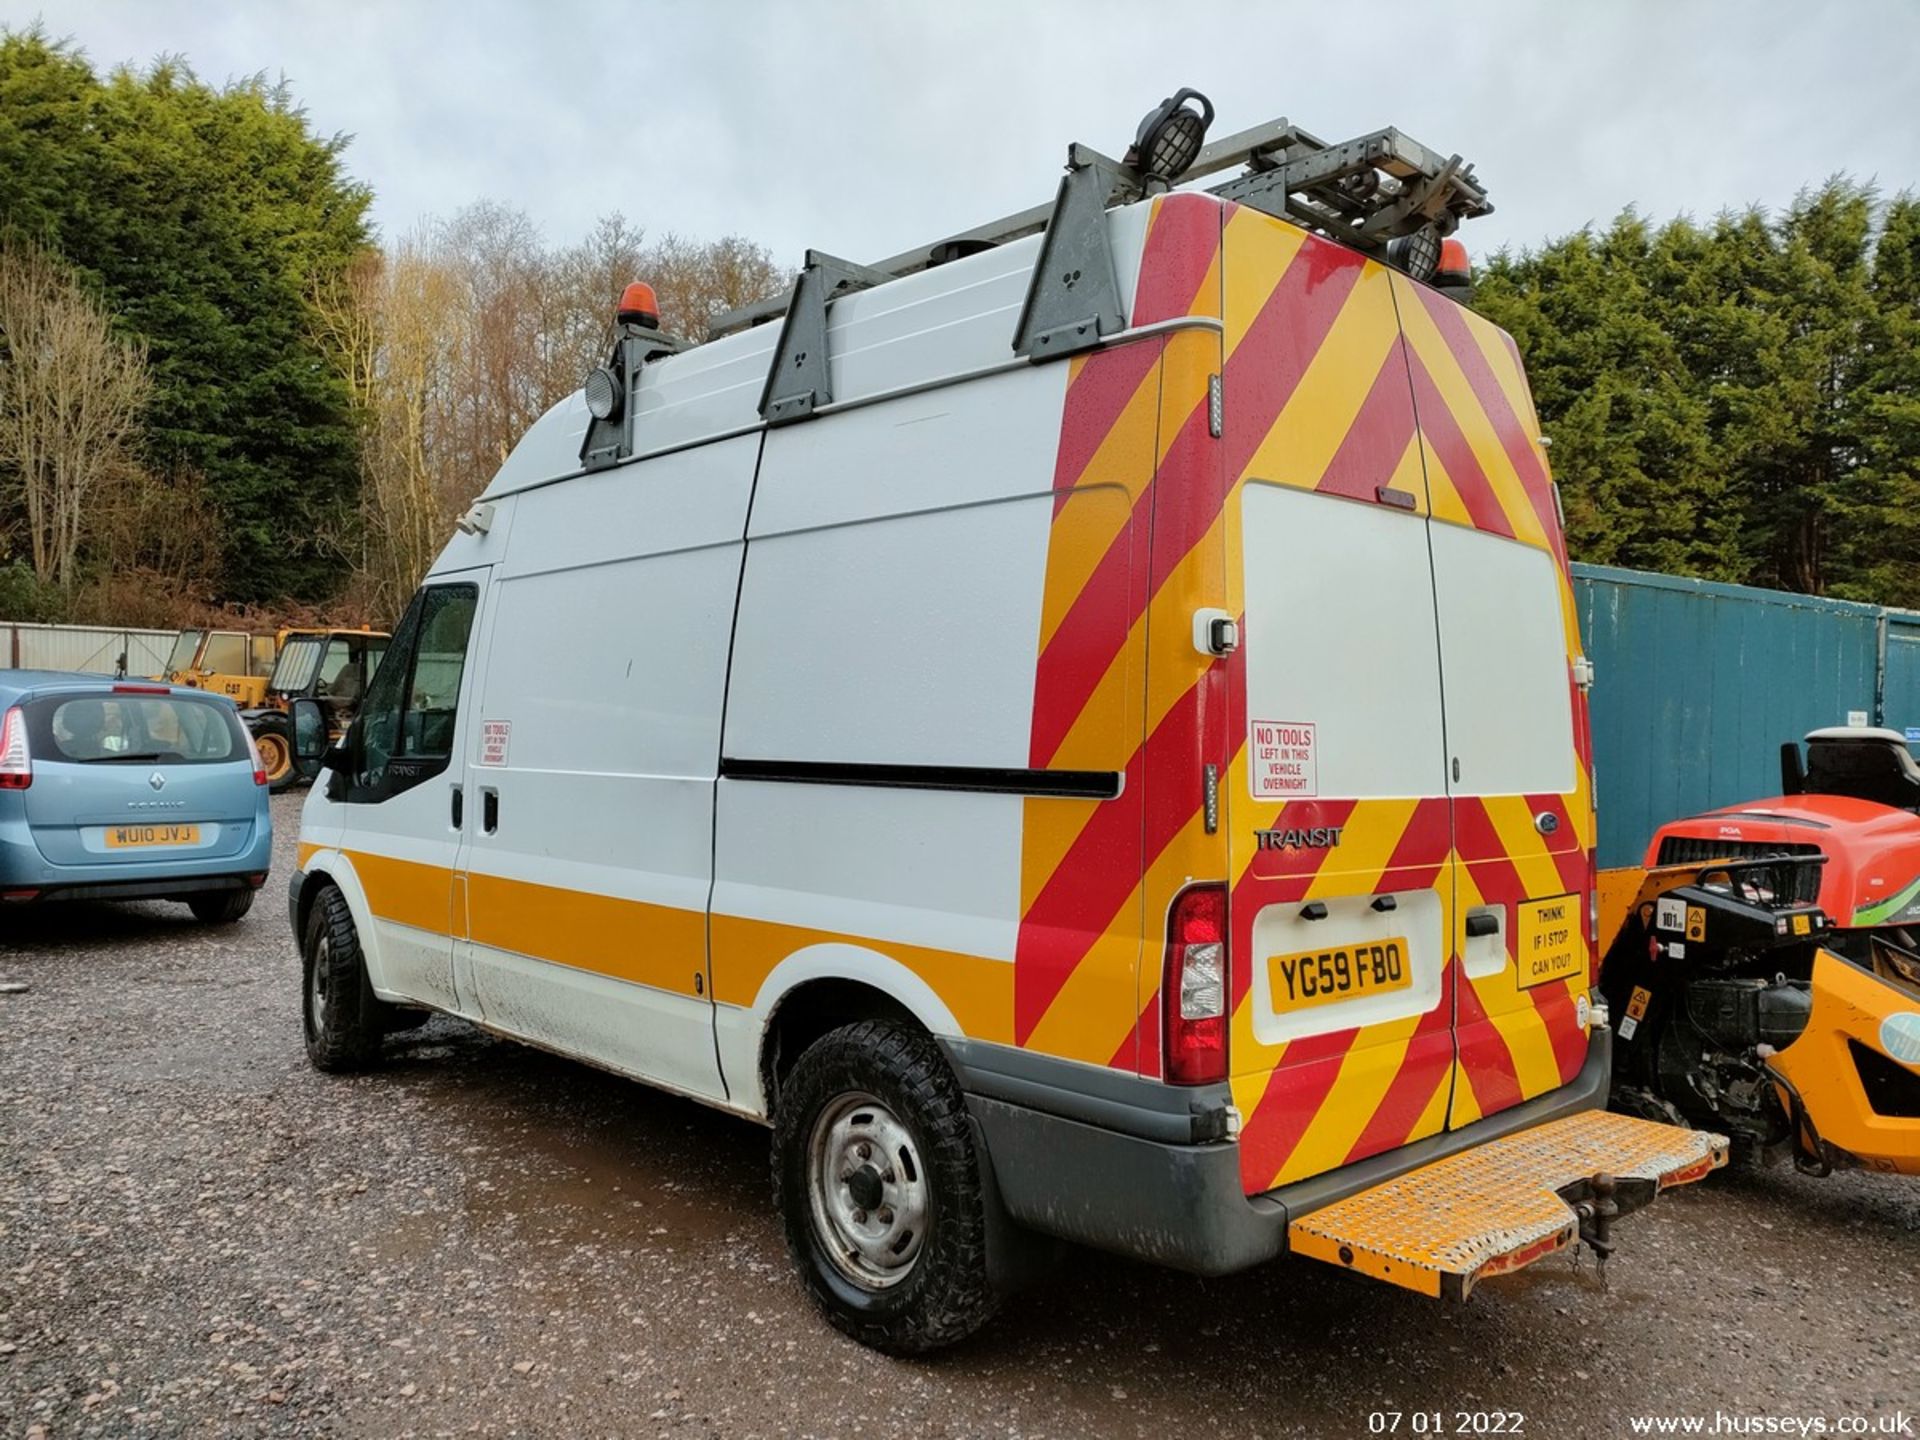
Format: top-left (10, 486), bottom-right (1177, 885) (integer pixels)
top-left (1012, 193), bottom-right (1594, 1198)
top-left (1015, 193), bottom-right (1224, 1067)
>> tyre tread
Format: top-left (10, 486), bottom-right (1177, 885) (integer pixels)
top-left (302, 886), bottom-right (386, 1072)
top-left (772, 1019), bottom-right (998, 1353)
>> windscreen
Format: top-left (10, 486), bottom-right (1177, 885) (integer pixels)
top-left (271, 638), bottom-right (325, 693)
top-left (164, 630), bottom-right (204, 672)
top-left (30, 695), bottom-right (240, 765)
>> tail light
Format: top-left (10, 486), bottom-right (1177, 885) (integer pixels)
top-left (243, 727), bottom-right (268, 787)
top-left (0, 706), bottom-right (31, 790)
top-left (1164, 883), bottom-right (1229, 1085)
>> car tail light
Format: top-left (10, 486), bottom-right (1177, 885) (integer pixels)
top-left (0, 706), bottom-right (30, 790)
top-left (243, 727), bottom-right (268, 786)
top-left (1164, 883), bottom-right (1229, 1085)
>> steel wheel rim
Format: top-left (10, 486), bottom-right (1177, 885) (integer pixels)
top-left (806, 1090), bottom-right (929, 1290)
top-left (258, 733), bottom-right (290, 779)
top-left (308, 933), bottom-right (331, 1034)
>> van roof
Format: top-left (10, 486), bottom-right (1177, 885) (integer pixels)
top-left (481, 102), bottom-right (1494, 503)
top-left (482, 196), bottom-right (1161, 502)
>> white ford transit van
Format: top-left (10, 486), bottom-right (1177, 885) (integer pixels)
top-left (289, 94), bottom-right (1723, 1352)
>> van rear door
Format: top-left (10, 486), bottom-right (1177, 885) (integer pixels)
top-left (1221, 223), bottom-right (1459, 1197)
top-left (1390, 275), bottom-right (1592, 1127)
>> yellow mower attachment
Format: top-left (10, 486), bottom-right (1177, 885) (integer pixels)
top-left (1768, 944), bottom-right (1920, 1175)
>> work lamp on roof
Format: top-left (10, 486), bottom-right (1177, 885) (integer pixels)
top-left (1387, 224), bottom-right (1444, 283)
top-left (584, 364), bottom-right (622, 421)
top-left (1128, 88), bottom-right (1215, 187)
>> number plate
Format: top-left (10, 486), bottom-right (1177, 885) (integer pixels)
top-left (104, 823), bottom-right (201, 849)
top-left (1269, 937), bottom-right (1412, 1013)
top-left (1516, 894), bottom-right (1583, 988)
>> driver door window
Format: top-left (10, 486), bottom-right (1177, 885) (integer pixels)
top-left (348, 584), bottom-right (479, 804)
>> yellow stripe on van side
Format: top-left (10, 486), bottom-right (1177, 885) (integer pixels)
top-left (708, 913), bottom-right (1014, 1047)
top-left (465, 871), bottom-right (706, 997)
top-left (351, 850), bottom-right (459, 937)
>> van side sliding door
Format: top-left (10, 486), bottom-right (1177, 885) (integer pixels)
top-left (454, 439), bottom-right (756, 1104)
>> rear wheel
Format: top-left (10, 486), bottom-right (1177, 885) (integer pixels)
top-left (186, 889), bottom-right (254, 924)
top-left (252, 718), bottom-right (297, 792)
top-left (302, 885), bottom-right (386, 1072)
top-left (772, 1020), bottom-right (998, 1353)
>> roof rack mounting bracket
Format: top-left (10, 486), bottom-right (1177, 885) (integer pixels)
top-left (1012, 153), bottom-right (1129, 362)
top-left (757, 251), bottom-right (892, 425)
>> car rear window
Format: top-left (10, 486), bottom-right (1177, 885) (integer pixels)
top-left (26, 694), bottom-right (241, 765)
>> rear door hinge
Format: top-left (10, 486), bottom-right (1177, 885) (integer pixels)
top-left (1208, 373), bottom-right (1223, 437)
top-left (1573, 655), bottom-right (1595, 691)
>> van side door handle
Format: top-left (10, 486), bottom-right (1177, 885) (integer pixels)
top-left (450, 784), bottom-right (463, 830)
top-left (482, 788), bottom-right (499, 835)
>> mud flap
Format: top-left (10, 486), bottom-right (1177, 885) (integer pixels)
top-left (1286, 1109), bottom-right (1727, 1299)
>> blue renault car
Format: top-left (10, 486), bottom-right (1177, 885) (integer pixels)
top-left (0, 670), bottom-right (273, 922)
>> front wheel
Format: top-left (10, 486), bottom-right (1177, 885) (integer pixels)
top-left (302, 885), bottom-right (387, 1072)
top-left (772, 1020), bottom-right (999, 1353)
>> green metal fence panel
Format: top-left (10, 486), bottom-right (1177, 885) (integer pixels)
top-left (1882, 613), bottom-right (1920, 745)
top-left (1572, 564), bottom-right (1884, 868)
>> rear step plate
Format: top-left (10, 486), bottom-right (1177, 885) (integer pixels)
top-left (1286, 1109), bottom-right (1727, 1299)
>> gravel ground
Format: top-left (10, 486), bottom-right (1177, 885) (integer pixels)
top-left (3, 791), bottom-right (1918, 1438)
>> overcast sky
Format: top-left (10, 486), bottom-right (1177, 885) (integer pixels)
top-left (9, 1), bottom-right (1919, 267)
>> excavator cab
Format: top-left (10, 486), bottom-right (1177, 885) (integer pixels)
top-left (243, 630), bottom-right (389, 790)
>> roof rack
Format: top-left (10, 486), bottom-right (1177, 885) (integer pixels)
top-left (706, 91), bottom-right (1492, 426)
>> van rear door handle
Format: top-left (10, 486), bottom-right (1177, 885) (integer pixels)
top-left (1464, 912), bottom-right (1499, 938)
top-left (450, 785), bottom-right (463, 830)
top-left (482, 788), bottom-right (499, 834)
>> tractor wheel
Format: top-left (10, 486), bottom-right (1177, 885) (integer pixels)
top-left (253, 719), bottom-right (298, 792)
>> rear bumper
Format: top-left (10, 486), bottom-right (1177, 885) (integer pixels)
top-left (0, 828), bottom-right (273, 902)
top-left (950, 1026), bottom-right (1615, 1277)
top-left (0, 870), bottom-right (269, 903)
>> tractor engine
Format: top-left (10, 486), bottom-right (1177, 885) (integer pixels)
top-left (1602, 857), bottom-right (1828, 1155)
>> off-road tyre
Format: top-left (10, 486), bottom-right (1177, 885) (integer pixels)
top-left (772, 1020), bottom-right (998, 1353)
top-left (252, 718), bottom-right (298, 793)
top-left (186, 888), bottom-right (255, 924)
top-left (301, 885), bottom-right (387, 1072)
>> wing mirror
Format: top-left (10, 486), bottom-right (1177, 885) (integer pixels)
top-left (289, 697), bottom-right (341, 781)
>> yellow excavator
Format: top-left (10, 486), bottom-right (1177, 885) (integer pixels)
top-left (156, 626), bottom-right (388, 790)
top-left (239, 630), bottom-right (389, 790)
